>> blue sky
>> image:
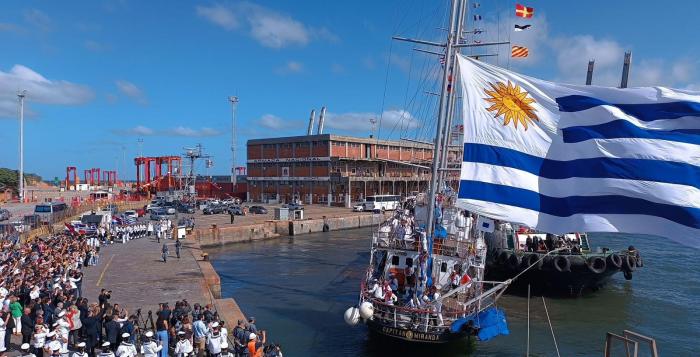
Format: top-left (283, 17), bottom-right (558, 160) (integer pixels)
top-left (1, 0), bottom-right (698, 180)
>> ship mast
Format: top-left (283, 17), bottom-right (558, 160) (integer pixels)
top-left (393, 0), bottom-right (507, 239)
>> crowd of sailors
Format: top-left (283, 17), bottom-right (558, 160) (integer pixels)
top-left (0, 221), bottom-right (282, 356)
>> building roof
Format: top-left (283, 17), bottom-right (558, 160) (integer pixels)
top-left (247, 134), bottom-right (434, 149)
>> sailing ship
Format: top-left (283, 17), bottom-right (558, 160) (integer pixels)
top-left (344, 0), bottom-right (513, 344)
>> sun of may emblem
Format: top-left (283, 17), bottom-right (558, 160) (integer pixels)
top-left (483, 81), bottom-right (538, 130)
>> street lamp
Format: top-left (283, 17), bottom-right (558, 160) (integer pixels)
top-left (17, 90), bottom-right (26, 202)
top-left (229, 96), bottom-right (239, 185)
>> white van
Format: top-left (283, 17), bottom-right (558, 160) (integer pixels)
top-left (361, 195), bottom-right (401, 211)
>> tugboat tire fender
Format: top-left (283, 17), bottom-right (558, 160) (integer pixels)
top-left (553, 256), bottom-right (571, 272)
top-left (522, 253), bottom-right (542, 270)
top-left (507, 253), bottom-right (522, 271)
top-left (586, 256), bottom-right (607, 274)
top-left (623, 270), bottom-right (633, 280)
top-left (607, 254), bottom-right (623, 269)
top-left (623, 255), bottom-right (637, 272)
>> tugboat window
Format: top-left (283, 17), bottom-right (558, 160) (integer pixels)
top-left (405, 257), bottom-right (413, 267)
top-left (391, 256), bottom-right (399, 265)
top-left (441, 262), bottom-right (448, 272)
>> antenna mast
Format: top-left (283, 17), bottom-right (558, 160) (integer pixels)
top-left (229, 96), bottom-right (239, 185)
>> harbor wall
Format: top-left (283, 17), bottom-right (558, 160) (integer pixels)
top-left (193, 212), bottom-right (384, 248)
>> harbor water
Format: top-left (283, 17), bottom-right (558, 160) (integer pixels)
top-left (208, 227), bottom-right (699, 356)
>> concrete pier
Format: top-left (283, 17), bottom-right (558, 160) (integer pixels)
top-left (82, 236), bottom-right (245, 324)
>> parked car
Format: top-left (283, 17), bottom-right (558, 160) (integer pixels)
top-left (177, 204), bottom-right (195, 214)
top-left (249, 206), bottom-right (268, 214)
top-left (352, 203), bottom-right (365, 212)
top-left (0, 209), bottom-right (10, 221)
top-left (227, 206), bottom-right (244, 215)
top-left (123, 210), bottom-right (138, 219)
top-left (150, 208), bottom-right (170, 220)
top-left (203, 204), bottom-right (226, 215)
top-left (283, 203), bottom-right (304, 210)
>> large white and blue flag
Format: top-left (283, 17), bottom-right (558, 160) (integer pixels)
top-left (455, 54), bottom-right (700, 247)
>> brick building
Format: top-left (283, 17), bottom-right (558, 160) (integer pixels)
top-left (246, 134), bottom-right (461, 206)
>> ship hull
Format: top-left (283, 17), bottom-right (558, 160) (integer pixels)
top-left (485, 249), bottom-right (633, 296)
top-left (366, 319), bottom-right (469, 344)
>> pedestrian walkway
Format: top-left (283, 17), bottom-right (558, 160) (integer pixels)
top-left (81, 237), bottom-right (214, 314)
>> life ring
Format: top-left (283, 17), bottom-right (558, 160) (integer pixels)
top-left (507, 253), bottom-right (522, 271)
top-left (496, 250), bottom-right (510, 264)
top-left (522, 253), bottom-right (542, 270)
top-left (606, 254), bottom-right (622, 269)
top-left (623, 255), bottom-right (637, 272)
top-left (586, 256), bottom-right (607, 274)
top-left (553, 256), bottom-right (571, 272)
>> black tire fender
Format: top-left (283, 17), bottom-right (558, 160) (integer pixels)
top-left (586, 256), bottom-right (607, 274)
top-left (507, 253), bottom-right (522, 271)
top-left (623, 255), bottom-right (637, 272)
top-left (553, 255), bottom-right (571, 272)
top-left (607, 253), bottom-right (623, 269)
top-left (522, 253), bottom-right (542, 270)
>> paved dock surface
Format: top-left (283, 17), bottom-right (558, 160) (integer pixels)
top-left (82, 236), bottom-right (215, 314)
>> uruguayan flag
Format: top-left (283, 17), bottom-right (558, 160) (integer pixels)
top-left (455, 54), bottom-right (700, 247)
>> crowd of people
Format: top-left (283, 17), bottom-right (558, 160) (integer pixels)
top-left (0, 216), bottom-right (282, 356)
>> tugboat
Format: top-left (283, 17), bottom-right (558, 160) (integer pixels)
top-left (484, 225), bottom-right (643, 296)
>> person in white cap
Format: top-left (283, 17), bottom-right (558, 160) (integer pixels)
top-left (205, 322), bottom-right (221, 356)
top-left (116, 333), bottom-right (137, 357)
top-left (140, 331), bottom-right (162, 357)
top-left (174, 331), bottom-right (193, 357)
top-left (99, 342), bottom-right (114, 357)
top-left (71, 342), bottom-right (86, 357)
top-left (21, 343), bottom-right (36, 357)
top-left (43, 332), bottom-right (61, 356)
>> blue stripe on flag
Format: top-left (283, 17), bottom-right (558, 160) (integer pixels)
top-left (463, 143), bottom-right (700, 188)
top-left (458, 180), bottom-right (700, 229)
top-left (562, 119), bottom-right (700, 145)
top-left (556, 95), bottom-right (700, 121)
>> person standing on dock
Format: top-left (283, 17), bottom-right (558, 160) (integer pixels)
top-left (175, 239), bottom-right (182, 259)
top-left (147, 222), bottom-right (153, 237)
top-left (161, 244), bottom-right (169, 263)
top-left (229, 211), bottom-right (235, 225)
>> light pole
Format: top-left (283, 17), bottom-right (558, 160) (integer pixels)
top-left (17, 90), bottom-right (26, 202)
top-left (228, 96), bottom-right (239, 185)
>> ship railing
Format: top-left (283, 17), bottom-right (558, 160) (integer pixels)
top-left (372, 231), bottom-right (476, 258)
top-left (369, 299), bottom-right (468, 333)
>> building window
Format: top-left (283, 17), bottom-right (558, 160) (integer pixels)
top-left (282, 167), bottom-right (289, 177)
top-left (350, 168), bottom-right (356, 174)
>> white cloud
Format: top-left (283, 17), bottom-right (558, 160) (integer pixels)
top-left (196, 2), bottom-right (337, 49)
top-left (258, 114), bottom-right (297, 130)
top-left (254, 109), bottom-right (419, 135)
top-left (276, 61), bottom-right (303, 74)
top-left (0, 64), bottom-right (94, 118)
top-left (167, 126), bottom-right (221, 137)
top-left (84, 40), bottom-right (110, 52)
top-left (116, 125), bottom-right (221, 137)
top-left (24, 9), bottom-right (51, 31)
top-left (196, 4), bottom-right (239, 31)
top-left (115, 80), bottom-right (147, 105)
top-left (331, 63), bottom-right (345, 74)
top-left (326, 109), bottom-right (420, 133)
top-left (124, 125), bottom-right (154, 136)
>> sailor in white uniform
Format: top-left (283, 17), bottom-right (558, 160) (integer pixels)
top-left (140, 331), bottom-right (162, 357)
top-left (20, 343), bottom-right (36, 357)
top-left (99, 342), bottom-right (115, 357)
top-left (174, 331), bottom-right (193, 357)
top-left (71, 342), bottom-right (87, 357)
top-left (206, 322), bottom-right (222, 356)
top-left (116, 333), bottom-right (137, 357)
